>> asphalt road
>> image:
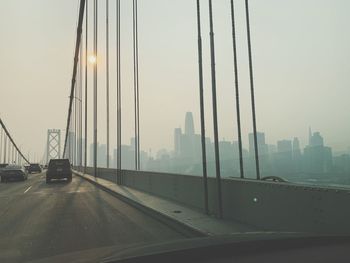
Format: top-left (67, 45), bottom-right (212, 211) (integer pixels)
top-left (0, 172), bottom-right (187, 262)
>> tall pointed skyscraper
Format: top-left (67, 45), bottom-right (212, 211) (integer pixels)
top-left (308, 127), bottom-right (312, 145)
top-left (185, 112), bottom-right (195, 135)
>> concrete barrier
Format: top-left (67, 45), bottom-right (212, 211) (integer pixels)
top-left (78, 166), bottom-right (350, 234)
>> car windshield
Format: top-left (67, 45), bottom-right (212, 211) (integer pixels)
top-left (1, 1), bottom-right (350, 262)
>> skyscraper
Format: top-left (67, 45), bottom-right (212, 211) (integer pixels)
top-left (249, 132), bottom-right (268, 157)
top-left (174, 128), bottom-right (182, 157)
top-left (277, 140), bottom-right (292, 154)
top-left (310, 132), bottom-right (324, 147)
top-left (292, 137), bottom-right (302, 171)
top-left (185, 112), bottom-right (195, 135)
top-left (292, 137), bottom-right (302, 159)
top-left (304, 131), bottom-right (332, 174)
top-left (276, 140), bottom-right (293, 173)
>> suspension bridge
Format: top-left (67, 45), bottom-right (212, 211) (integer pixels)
top-left (0, 0), bottom-right (349, 262)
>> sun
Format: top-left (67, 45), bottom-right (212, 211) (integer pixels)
top-left (88, 55), bottom-right (97, 64)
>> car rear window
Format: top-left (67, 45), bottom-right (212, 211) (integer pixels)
top-left (49, 160), bottom-right (70, 168)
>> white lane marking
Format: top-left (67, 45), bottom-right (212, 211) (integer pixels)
top-left (24, 186), bottom-right (32, 194)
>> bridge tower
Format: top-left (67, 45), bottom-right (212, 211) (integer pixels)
top-left (46, 129), bottom-right (61, 164)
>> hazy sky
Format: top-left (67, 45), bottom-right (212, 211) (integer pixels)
top-left (1, 0), bottom-right (350, 162)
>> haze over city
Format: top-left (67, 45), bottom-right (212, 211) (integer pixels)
top-left (1, 0), bottom-right (350, 161)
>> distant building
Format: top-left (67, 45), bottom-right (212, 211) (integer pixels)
top-left (333, 154), bottom-right (350, 173)
top-left (310, 132), bottom-right (324, 147)
top-left (267, 144), bottom-right (277, 155)
top-left (174, 128), bottom-right (182, 157)
top-left (304, 131), bottom-right (332, 174)
top-left (275, 140), bottom-right (293, 173)
top-left (292, 138), bottom-right (301, 158)
top-left (89, 142), bottom-right (95, 167)
top-left (112, 144), bottom-right (134, 170)
top-left (185, 112), bottom-right (195, 135)
top-left (277, 140), bottom-right (292, 154)
top-left (249, 132), bottom-right (268, 157)
top-left (292, 137), bottom-right (302, 172)
top-left (173, 112), bottom-right (201, 164)
top-left (248, 132), bottom-right (269, 176)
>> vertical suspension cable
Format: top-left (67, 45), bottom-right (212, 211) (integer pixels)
top-left (244, 0), bottom-right (260, 180)
top-left (3, 135), bottom-right (7, 163)
top-left (132, 0), bottom-right (140, 170)
top-left (71, 106), bottom-right (74, 161)
top-left (106, 0), bottom-right (110, 168)
top-left (79, 34), bottom-right (83, 170)
top-left (135, 0), bottom-right (140, 171)
top-left (10, 144), bottom-right (13, 163)
top-left (12, 144), bottom-right (15, 163)
top-left (0, 127), bottom-right (2, 163)
top-left (68, 117), bottom-right (70, 160)
top-left (74, 63), bottom-right (78, 167)
top-left (93, 0), bottom-right (98, 177)
top-left (9, 143), bottom-right (11, 163)
top-left (119, 0), bottom-right (122, 179)
top-left (13, 145), bottom-right (16, 163)
top-left (230, 0), bottom-right (244, 179)
top-left (116, 0), bottom-right (119, 181)
top-left (196, 0), bottom-right (209, 214)
top-left (116, 0), bottom-right (122, 184)
top-left (84, 0), bottom-right (88, 173)
top-left (208, 0), bottom-right (223, 218)
top-left (133, 0), bottom-right (137, 170)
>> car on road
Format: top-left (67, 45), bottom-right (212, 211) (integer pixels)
top-left (28, 163), bottom-right (42, 174)
top-left (46, 159), bottom-right (72, 183)
top-left (0, 164), bottom-right (8, 178)
top-left (0, 165), bottom-right (28, 183)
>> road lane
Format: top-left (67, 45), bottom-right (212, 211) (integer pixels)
top-left (0, 173), bottom-right (187, 262)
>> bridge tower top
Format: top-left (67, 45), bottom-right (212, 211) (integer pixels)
top-left (46, 129), bottom-right (61, 164)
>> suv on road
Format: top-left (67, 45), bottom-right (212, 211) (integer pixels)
top-left (28, 163), bottom-right (42, 174)
top-left (46, 159), bottom-right (72, 183)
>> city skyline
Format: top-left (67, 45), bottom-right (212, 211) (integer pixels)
top-left (68, 112), bottom-right (350, 183)
top-left (82, 112), bottom-right (349, 160)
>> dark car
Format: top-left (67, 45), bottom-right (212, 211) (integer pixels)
top-left (46, 159), bottom-right (72, 183)
top-left (28, 163), bottom-right (42, 174)
top-left (1, 165), bottom-right (28, 182)
top-left (0, 164), bottom-right (8, 178)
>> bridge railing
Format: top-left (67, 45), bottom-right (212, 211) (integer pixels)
top-left (75, 166), bottom-right (350, 235)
